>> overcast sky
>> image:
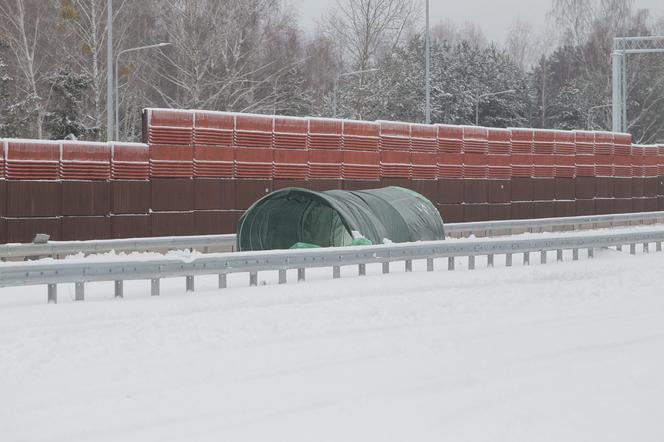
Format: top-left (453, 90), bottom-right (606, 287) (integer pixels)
top-left (293, 0), bottom-right (664, 43)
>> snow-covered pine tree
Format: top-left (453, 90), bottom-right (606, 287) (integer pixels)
top-left (44, 68), bottom-right (97, 140)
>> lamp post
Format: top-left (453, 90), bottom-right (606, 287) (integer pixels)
top-left (115, 42), bottom-right (171, 140)
top-left (587, 104), bottom-right (612, 129)
top-left (106, 0), bottom-right (113, 141)
top-left (475, 89), bottom-right (516, 126)
top-left (425, 0), bottom-right (431, 124)
top-left (333, 68), bottom-right (379, 117)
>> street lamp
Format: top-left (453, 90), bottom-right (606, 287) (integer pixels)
top-left (333, 68), bottom-right (379, 117)
top-left (587, 104), bottom-right (612, 129)
top-left (475, 89), bottom-right (516, 126)
top-left (115, 42), bottom-right (171, 140)
top-left (425, 0), bottom-right (431, 124)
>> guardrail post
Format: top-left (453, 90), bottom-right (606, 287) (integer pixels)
top-left (279, 269), bottom-right (287, 284)
top-left (427, 258), bottom-right (434, 272)
top-left (540, 251), bottom-right (547, 265)
top-left (218, 274), bottom-right (227, 289)
top-left (186, 276), bottom-right (195, 292)
top-left (75, 282), bottom-right (85, 301)
top-left (468, 255), bottom-right (475, 270)
top-left (573, 249), bottom-right (579, 261)
top-left (333, 266), bottom-right (341, 279)
top-left (405, 260), bottom-right (413, 272)
top-left (298, 268), bottom-right (306, 282)
top-left (114, 280), bottom-right (123, 299)
top-left (487, 254), bottom-right (494, 268)
top-left (557, 250), bottom-right (563, 262)
top-left (250, 272), bottom-right (258, 287)
top-left (643, 242), bottom-right (649, 254)
top-left (47, 284), bottom-right (57, 304)
top-left (506, 253), bottom-right (512, 267)
top-left (359, 264), bottom-right (366, 276)
top-left (151, 279), bottom-right (160, 296)
top-left (630, 244), bottom-right (636, 255)
top-left (382, 262), bottom-right (390, 274)
top-left (588, 248), bottom-right (594, 259)
top-left (448, 257), bottom-right (455, 271)
top-left (523, 252), bottom-right (530, 266)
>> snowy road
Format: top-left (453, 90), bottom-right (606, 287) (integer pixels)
top-left (1, 246), bottom-right (664, 441)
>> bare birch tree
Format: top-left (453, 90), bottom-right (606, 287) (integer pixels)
top-left (0, 0), bottom-right (56, 138)
top-left (323, 0), bottom-right (416, 119)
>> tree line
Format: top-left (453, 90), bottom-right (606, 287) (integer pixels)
top-left (1, 0), bottom-right (663, 143)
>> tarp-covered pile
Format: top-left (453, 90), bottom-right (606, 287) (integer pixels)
top-left (237, 187), bottom-right (445, 251)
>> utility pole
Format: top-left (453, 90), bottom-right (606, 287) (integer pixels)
top-left (425, 0), bottom-right (431, 124)
top-left (106, 0), bottom-right (113, 141)
top-left (612, 36), bottom-right (664, 133)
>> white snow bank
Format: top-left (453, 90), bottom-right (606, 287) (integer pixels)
top-left (1, 246), bottom-right (664, 441)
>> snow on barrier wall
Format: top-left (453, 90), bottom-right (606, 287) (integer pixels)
top-left (0, 109), bottom-right (663, 243)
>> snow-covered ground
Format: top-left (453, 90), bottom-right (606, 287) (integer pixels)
top-left (1, 242), bottom-right (664, 441)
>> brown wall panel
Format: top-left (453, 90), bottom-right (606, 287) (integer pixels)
top-left (194, 210), bottom-right (242, 235)
top-left (534, 201), bottom-right (556, 218)
top-left (659, 178), bottom-right (664, 196)
top-left (381, 178), bottom-right (411, 189)
top-left (488, 203), bottom-right (511, 220)
top-left (273, 179), bottom-right (308, 191)
top-left (632, 178), bottom-right (645, 198)
top-left (111, 180), bottom-right (151, 214)
top-left (438, 178), bottom-right (464, 204)
top-left (575, 177), bottom-right (595, 200)
top-left (410, 180), bottom-right (438, 203)
top-left (464, 179), bottom-right (488, 204)
top-left (62, 181), bottom-right (110, 216)
top-left (643, 197), bottom-right (658, 212)
top-left (62, 216), bottom-right (111, 241)
top-left (595, 198), bottom-right (615, 215)
top-left (308, 179), bottom-right (342, 192)
top-left (236, 179), bottom-right (272, 210)
top-left (488, 180), bottom-right (511, 204)
top-left (341, 180), bottom-right (382, 191)
top-left (0, 218), bottom-right (6, 244)
top-left (555, 200), bottom-right (576, 218)
top-left (659, 197), bottom-right (664, 211)
top-left (632, 198), bottom-right (645, 213)
top-left (555, 178), bottom-right (575, 200)
top-left (0, 181), bottom-right (5, 217)
top-left (6, 217), bottom-right (62, 243)
top-left (437, 204), bottom-right (464, 223)
top-left (614, 198), bottom-right (633, 214)
top-left (151, 211), bottom-right (196, 237)
top-left (194, 178), bottom-right (235, 210)
top-left (644, 178), bottom-right (658, 198)
top-left (464, 203), bottom-right (489, 222)
top-left (6, 181), bottom-right (62, 217)
top-left (511, 202), bottom-right (534, 220)
top-left (511, 177), bottom-right (533, 202)
top-left (152, 178), bottom-right (195, 212)
top-left (111, 214), bottom-right (151, 239)
top-left (614, 178), bottom-right (632, 199)
top-left (532, 178), bottom-right (555, 201)
top-left (595, 177), bottom-right (614, 199)
top-left (575, 199), bottom-right (595, 216)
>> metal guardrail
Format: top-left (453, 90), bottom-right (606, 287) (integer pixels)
top-left (0, 234), bottom-right (237, 260)
top-left (2, 227), bottom-right (663, 303)
top-left (444, 211), bottom-right (664, 236)
top-left (1, 211), bottom-right (663, 261)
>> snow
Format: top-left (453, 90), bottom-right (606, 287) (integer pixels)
top-left (2, 238), bottom-right (664, 441)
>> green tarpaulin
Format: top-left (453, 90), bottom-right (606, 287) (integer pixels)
top-left (237, 186), bottom-right (445, 251)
